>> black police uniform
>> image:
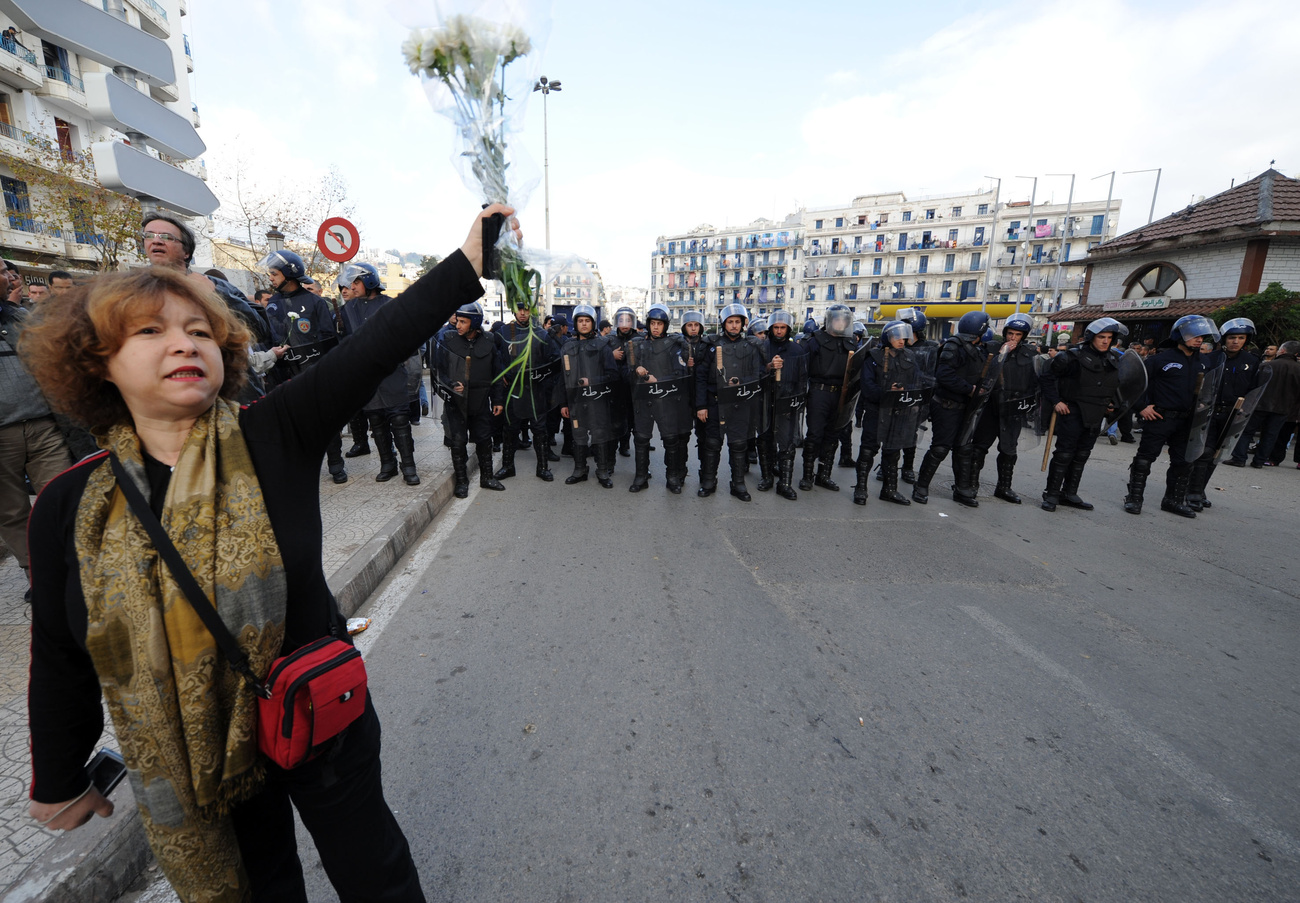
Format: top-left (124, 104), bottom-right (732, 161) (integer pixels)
top-left (913, 335), bottom-right (987, 504)
top-left (694, 329), bottom-right (768, 499)
top-left (971, 339), bottom-right (1041, 503)
top-left (559, 331), bottom-right (620, 487)
top-left (855, 343), bottom-right (921, 506)
top-left (899, 336), bottom-right (939, 481)
top-left (801, 328), bottom-right (858, 491)
top-left (341, 293), bottom-right (422, 484)
top-left (437, 326), bottom-right (505, 496)
top-left (270, 284), bottom-right (344, 478)
top-left (682, 329), bottom-right (714, 468)
top-left (625, 331), bottom-right (693, 492)
top-left (498, 317), bottom-right (562, 482)
top-left (1189, 345), bottom-right (1261, 504)
top-left (607, 326), bottom-right (641, 457)
top-left (757, 329), bottom-right (807, 498)
top-left (1124, 344), bottom-right (1205, 516)
top-left (1038, 340), bottom-right (1122, 510)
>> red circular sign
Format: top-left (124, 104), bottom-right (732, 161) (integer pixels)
top-left (317, 217), bottom-right (360, 263)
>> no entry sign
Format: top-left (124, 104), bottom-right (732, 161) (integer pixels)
top-left (317, 217), bottom-right (360, 263)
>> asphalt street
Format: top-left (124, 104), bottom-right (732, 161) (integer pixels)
top-left (187, 436), bottom-right (1300, 901)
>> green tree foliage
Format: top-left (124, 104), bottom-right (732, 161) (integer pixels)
top-left (418, 253), bottom-right (442, 276)
top-left (1213, 282), bottom-right (1300, 348)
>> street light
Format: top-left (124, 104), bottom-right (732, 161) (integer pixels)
top-left (532, 75), bottom-right (561, 250)
top-left (1124, 167), bottom-right (1162, 224)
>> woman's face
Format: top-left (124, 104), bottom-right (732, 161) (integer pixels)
top-left (105, 293), bottom-right (224, 424)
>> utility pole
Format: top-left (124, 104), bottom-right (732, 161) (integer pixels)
top-left (1013, 176), bottom-right (1037, 316)
top-left (1125, 167), bottom-right (1162, 224)
top-left (1046, 173), bottom-right (1074, 318)
top-left (979, 176), bottom-right (1000, 314)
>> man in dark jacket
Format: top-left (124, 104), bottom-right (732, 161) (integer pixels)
top-left (435, 301), bottom-right (506, 497)
top-left (912, 310), bottom-right (991, 505)
top-left (1187, 317), bottom-right (1261, 507)
top-left (1245, 341), bottom-right (1300, 468)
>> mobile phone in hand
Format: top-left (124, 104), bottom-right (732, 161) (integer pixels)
top-left (86, 748), bottom-right (126, 797)
top-left (481, 211), bottom-right (504, 281)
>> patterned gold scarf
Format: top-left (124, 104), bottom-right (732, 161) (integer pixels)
top-left (76, 400), bottom-right (286, 903)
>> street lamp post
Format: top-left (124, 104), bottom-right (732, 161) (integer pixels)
top-left (1124, 167), bottom-right (1162, 224)
top-left (1013, 176), bottom-right (1037, 316)
top-left (979, 176), bottom-right (1000, 314)
top-left (532, 76), bottom-right (561, 250)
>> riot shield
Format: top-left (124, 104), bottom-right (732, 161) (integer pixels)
top-left (628, 337), bottom-right (692, 438)
top-left (433, 341), bottom-right (472, 417)
top-left (279, 334), bottom-right (338, 376)
top-left (878, 389), bottom-right (926, 451)
top-left (832, 349), bottom-right (865, 431)
top-left (563, 343), bottom-right (617, 444)
top-left (1105, 348), bottom-right (1148, 427)
top-left (1211, 366), bottom-right (1272, 465)
top-left (1184, 359), bottom-right (1225, 461)
top-left (769, 351), bottom-right (808, 455)
top-left (957, 348), bottom-right (1006, 446)
top-left (506, 358), bottom-right (561, 422)
top-left (714, 340), bottom-right (766, 444)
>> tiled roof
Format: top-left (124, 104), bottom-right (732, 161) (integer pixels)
top-left (1096, 170), bottom-right (1300, 254)
top-left (1046, 298), bottom-right (1234, 322)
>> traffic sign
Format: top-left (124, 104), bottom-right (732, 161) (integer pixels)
top-left (317, 217), bottom-right (360, 263)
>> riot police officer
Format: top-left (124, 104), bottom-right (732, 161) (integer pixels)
top-left (434, 301), bottom-right (506, 497)
top-left (1039, 318), bottom-right (1132, 511)
top-left (897, 307), bottom-right (937, 483)
top-left (680, 310), bottom-right (713, 476)
top-left (627, 305), bottom-right (694, 492)
top-left (1187, 317), bottom-right (1261, 511)
top-left (801, 305), bottom-right (861, 492)
top-left (498, 305), bottom-right (562, 482)
top-left (260, 249), bottom-right (345, 481)
top-left (970, 313), bottom-right (1041, 504)
top-left (339, 262), bottom-right (422, 485)
top-left (855, 320), bottom-right (920, 506)
top-left (695, 303), bottom-right (768, 500)
top-left (758, 310), bottom-right (808, 499)
top-left (1125, 315), bottom-right (1219, 518)
top-left (913, 310), bottom-right (991, 505)
top-left (606, 306), bottom-right (641, 460)
top-left (560, 305), bottom-right (620, 488)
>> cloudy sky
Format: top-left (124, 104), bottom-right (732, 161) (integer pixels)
top-left (192, 0), bottom-right (1299, 287)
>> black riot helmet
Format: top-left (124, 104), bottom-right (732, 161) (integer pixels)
top-left (955, 310), bottom-right (989, 341)
top-left (1083, 316), bottom-right (1128, 342)
top-left (1002, 313), bottom-right (1034, 338)
top-left (1219, 317), bottom-right (1255, 337)
top-left (823, 304), bottom-right (853, 338)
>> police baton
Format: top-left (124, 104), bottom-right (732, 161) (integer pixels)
top-left (1041, 410), bottom-right (1057, 472)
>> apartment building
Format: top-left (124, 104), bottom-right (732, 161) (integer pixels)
top-left (0, 0), bottom-right (207, 289)
top-left (649, 214), bottom-right (804, 326)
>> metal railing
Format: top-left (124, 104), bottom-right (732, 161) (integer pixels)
top-left (43, 66), bottom-right (85, 92)
top-left (0, 39), bottom-right (38, 66)
top-left (0, 121), bottom-right (34, 144)
top-left (136, 0), bottom-right (169, 21)
top-left (5, 215), bottom-right (62, 237)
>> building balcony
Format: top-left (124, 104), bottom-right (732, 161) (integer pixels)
top-left (179, 0), bottom-right (187, 14)
top-left (184, 34), bottom-right (193, 72)
top-left (151, 81), bottom-right (180, 103)
top-left (128, 0), bottom-right (171, 37)
top-left (0, 40), bottom-right (42, 91)
top-left (191, 102), bottom-right (200, 128)
top-left (37, 67), bottom-right (88, 115)
top-left (0, 121), bottom-right (36, 160)
top-left (66, 233), bottom-right (104, 261)
top-left (0, 217), bottom-right (66, 255)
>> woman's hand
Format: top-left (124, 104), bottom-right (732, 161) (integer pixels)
top-left (459, 204), bottom-right (519, 277)
top-left (30, 787), bottom-right (113, 831)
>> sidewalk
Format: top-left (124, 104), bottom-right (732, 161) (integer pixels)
top-left (0, 412), bottom-right (469, 902)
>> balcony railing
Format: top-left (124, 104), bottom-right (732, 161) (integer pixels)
top-left (0, 39), bottom-right (37, 66)
top-left (6, 215), bottom-right (63, 237)
top-left (0, 121), bottom-right (34, 144)
top-left (44, 66), bottom-right (84, 91)
top-left (138, 0), bottom-right (169, 20)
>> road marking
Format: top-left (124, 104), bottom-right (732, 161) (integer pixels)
top-left (961, 605), bottom-right (1299, 860)
top-left (353, 489), bottom-right (477, 654)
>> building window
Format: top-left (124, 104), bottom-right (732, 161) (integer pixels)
top-left (1091, 214), bottom-right (1104, 235)
top-left (892, 282), bottom-right (903, 299)
top-left (952, 206), bottom-right (962, 217)
top-left (851, 259), bottom-right (860, 276)
top-left (948, 229), bottom-right (958, 242)
top-left (807, 286), bottom-right (816, 301)
top-left (848, 283), bottom-right (857, 299)
top-left (878, 213), bottom-right (889, 224)
top-left (959, 279), bottom-right (977, 300)
top-left (1124, 263), bottom-right (1187, 300)
top-left (898, 233), bottom-right (907, 251)
top-left (873, 258), bottom-right (882, 275)
top-left (944, 254), bottom-right (955, 273)
top-left (916, 281), bottom-right (926, 299)
top-left (857, 215), bottom-right (867, 225)
top-left (902, 211), bottom-right (912, 222)
top-left (2, 175), bottom-right (34, 232)
top-left (978, 204), bottom-right (989, 215)
top-left (971, 252), bottom-right (981, 271)
top-left (918, 255), bottom-right (928, 274)
top-left (1063, 242), bottom-right (1071, 262)
top-left (835, 217), bottom-right (843, 228)
top-left (974, 226), bottom-right (985, 246)
top-left (815, 219), bottom-right (823, 229)
top-left (827, 284), bottom-right (836, 300)
top-left (925, 209), bottom-right (935, 220)
top-left (870, 282), bottom-right (880, 299)
top-left (941, 280), bottom-right (952, 298)
top-left (894, 257), bottom-right (904, 275)
top-left (1032, 243), bottom-right (1044, 262)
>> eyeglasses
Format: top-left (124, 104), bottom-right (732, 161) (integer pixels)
top-left (142, 231), bottom-right (183, 243)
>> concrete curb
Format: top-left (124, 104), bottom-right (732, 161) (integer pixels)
top-left (6, 457), bottom-right (467, 902)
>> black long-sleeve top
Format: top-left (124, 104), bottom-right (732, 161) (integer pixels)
top-left (1135, 346), bottom-right (1205, 412)
top-left (27, 252), bottom-right (484, 804)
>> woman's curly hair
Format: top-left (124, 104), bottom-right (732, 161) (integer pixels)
top-left (18, 268), bottom-right (250, 431)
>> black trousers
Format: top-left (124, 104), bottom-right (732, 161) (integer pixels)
top-left (441, 399), bottom-right (493, 449)
top-left (1049, 408), bottom-right (1100, 461)
top-left (231, 698), bottom-right (424, 902)
top-left (928, 398), bottom-right (966, 451)
top-left (1134, 414), bottom-right (1193, 469)
top-left (804, 387), bottom-right (840, 457)
top-left (972, 404), bottom-right (1021, 457)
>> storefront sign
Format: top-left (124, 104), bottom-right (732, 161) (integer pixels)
top-left (1103, 296), bottom-right (1170, 312)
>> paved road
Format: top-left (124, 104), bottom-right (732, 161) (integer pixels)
top-left (157, 437), bottom-right (1300, 901)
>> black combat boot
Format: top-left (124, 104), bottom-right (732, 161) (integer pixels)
top-left (534, 436), bottom-right (554, 482)
top-left (619, 434), bottom-right (631, 458)
top-left (1186, 459), bottom-right (1212, 512)
top-left (477, 442), bottom-right (505, 491)
top-left (912, 446), bottom-right (945, 505)
top-left (756, 443), bottom-right (775, 492)
top-left (1040, 453), bottom-right (1070, 511)
top-left (345, 413), bottom-right (371, 457)
top-left (838, 438), bottom-right (856, 469)
top-left (1160, 464), bottom-right (1196, 518)
top-left (565, 445), bottom-right (589, 484)
top-left (595, 442), bottom-right (615, 489)
top-left (697, 440), bottom-right (721, 497)
top-left (952, 447), bottom-right (979, 508)
top-left (494, 435), bottom-right (517, 480)
top-left (799, 448), bottom-right (816, 492)
top-left (994, 453), bottom-right (1021, 504)
top-left (815, 447), bottom-right (840, 491)
top-left (1123, 457), bottom-right (1151, 515)
top-left (776, 453), bottom-right (798, 500)
top-left (370, 413), bottom-right (398, 483)
top-left (389, 414), bottom-right (420, 486)
top-left (1059, 451), bottom-right (1094, 510)
top-left (901, 446), bottom-right (917, 484)
top-left (878, 450), bottom-right (910, 505)
top-left (853, 451), bottom-right (875, 506)
top-left (729, 444), bottom-right (751, 501)
top-left (664, 438), bottom-right (684, 494)
top-left (450, 446), bottom-right (470, 498)
top-left (629, 439), bottom-right (651, 492)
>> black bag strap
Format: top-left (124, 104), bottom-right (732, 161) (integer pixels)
top-left (108, 454), bottom-right (270, 697)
